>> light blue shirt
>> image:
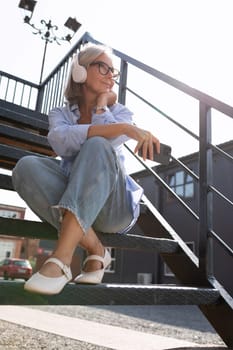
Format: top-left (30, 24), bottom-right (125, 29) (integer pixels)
top-left (47, 103), bottom-right (143, 232)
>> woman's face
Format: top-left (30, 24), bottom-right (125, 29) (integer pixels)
top-left (85, 53), bottom-right (115, 94)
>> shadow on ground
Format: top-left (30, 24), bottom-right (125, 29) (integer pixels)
top-left (94, 305), bottom-right (217, 333)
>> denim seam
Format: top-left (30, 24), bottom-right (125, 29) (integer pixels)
top-left (53, 204), bottom-right (87, 234)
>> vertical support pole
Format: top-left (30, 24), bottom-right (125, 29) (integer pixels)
top-left (199, 101), bottom-right (214, 277)
top-left (39, 40), bottom-right (48, 85)
top-left (35, 84), bottom-right (45, 112)
top-left (118, 59), bottom-right (128, 105)
top-left (36, 40), bottom-right (48, 112)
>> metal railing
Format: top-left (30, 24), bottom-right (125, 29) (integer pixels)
top-left (0, 71), bottom-right (39, 110)
top-left (35, 33), bottom-right (89, 114)
top-left (79, 34), bottom-right (233, 274)
top-left (0, 32), bottom-right (232, 295)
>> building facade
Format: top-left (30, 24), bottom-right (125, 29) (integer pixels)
top-left (0, 204), bottom-right (39, 261)
top-left (131, 140), bottom-right (233, 294)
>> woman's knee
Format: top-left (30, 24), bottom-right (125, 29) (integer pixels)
top-left (83, 137), bottom-right (116, 162)
top-left (12, 156), bottom-right (41, 190)
top-left (85, 136), bottom-right (111, 150)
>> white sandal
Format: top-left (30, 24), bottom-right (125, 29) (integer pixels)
top-left (24, 257), bottom-right (72, 295)
top-left (74, 249), bottom-right (111, 284)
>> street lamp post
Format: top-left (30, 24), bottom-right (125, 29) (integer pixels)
top-left (18, 0), bottom-right (81, 84)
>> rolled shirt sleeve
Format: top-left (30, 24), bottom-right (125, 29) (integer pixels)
top-left (48, 103), bottom-right (134, 157)
top-left (48, 107), bottom-right (89, 158)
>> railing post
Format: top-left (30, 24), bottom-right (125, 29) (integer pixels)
top-left (199, 101), bottom-right (214, 277)
top-left (118, 59), bottom-right (128, 105)
top-left (35, 83), bottom-right (45, 112)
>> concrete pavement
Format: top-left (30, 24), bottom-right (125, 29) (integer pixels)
top-left (0, 306), bottom-right (225, 350)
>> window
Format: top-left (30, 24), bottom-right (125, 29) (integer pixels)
top-left (0, 259), bottom-right (10, 266)
top-left (105, 248), bottom-right (116, 273)
top-left (168, 170), bottom-right (194, 199)
top-left (13, 260), bottom-right (30, 267)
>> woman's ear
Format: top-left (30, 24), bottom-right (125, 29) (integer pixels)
top-left (71, 54), bottom-right (87, 83)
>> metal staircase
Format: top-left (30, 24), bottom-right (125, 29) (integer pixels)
top-left (0, 32), bottom-right (232, 347)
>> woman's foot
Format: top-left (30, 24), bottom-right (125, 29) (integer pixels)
top-left (74, 248), bottom-right (111, 284)
top-left (38, 255), bottom-right (71, 277)
top-left (83, 245), bottom-right (105, 272)
top-left (24, 257), bottom-right (72, 295)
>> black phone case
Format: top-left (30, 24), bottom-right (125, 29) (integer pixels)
top-left (138, 143), bottom-right (172, 165)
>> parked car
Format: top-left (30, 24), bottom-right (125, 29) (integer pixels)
top-left (0, 258), bottom-right (32, 281)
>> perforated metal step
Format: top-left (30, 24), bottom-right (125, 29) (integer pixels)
top-left (0, 281), bottom-right (220, 306)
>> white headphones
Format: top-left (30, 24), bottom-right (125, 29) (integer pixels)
top-left (71, 53), bottom-right (87, 83)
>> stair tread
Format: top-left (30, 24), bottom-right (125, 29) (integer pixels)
top-left (98, 232), bottom-right (179, 252)
top-left (0, 217), bottom-right (179, 253)
top-left (0, 281), bottom-right (220, 306)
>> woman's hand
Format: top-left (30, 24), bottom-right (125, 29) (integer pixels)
top-left (125, 124), bottom-right (160, 161)
top-left (96, 91), bottom-right (117, 107)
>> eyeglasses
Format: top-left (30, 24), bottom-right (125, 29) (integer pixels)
top-left (90, 61), bottom-right (120, 80)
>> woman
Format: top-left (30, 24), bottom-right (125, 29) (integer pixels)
top-left (12, 43), bottom-right (160, 295)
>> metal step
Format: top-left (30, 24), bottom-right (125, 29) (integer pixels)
top-left (0, 217), bottom-right (179, 253)
top-left (0, 281), bottom-right (220, 305)
top-left (0, 100), bottom-right (49, 127)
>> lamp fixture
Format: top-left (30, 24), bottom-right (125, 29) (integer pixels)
top-left (64, 17), bottom-right (82, 42)
top-left (18, 0), bottom-right (36, 13)
top-left (18, 0), bottom-right (36, 21)
top-left (18, 0), bottom-right (81, 83)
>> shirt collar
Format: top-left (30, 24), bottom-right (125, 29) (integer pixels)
top-left (70, 103), bottom-right (79, 112)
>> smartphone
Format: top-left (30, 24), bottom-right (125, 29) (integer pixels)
top-left (138, 142), bottom-right (172, 165)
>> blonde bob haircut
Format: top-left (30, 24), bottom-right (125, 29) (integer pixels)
top-left (64, 43), bottom-right (113, 105)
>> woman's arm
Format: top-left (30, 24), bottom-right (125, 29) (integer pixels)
top-left (88, 123), bottom-right (160, 161)
top-left (48, 104), bottom-right (159, 161)
top-left (47, 104), bottom-right (133, 158)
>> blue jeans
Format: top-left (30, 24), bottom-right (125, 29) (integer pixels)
top-left (12, 137), bottom-right (133, 234)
